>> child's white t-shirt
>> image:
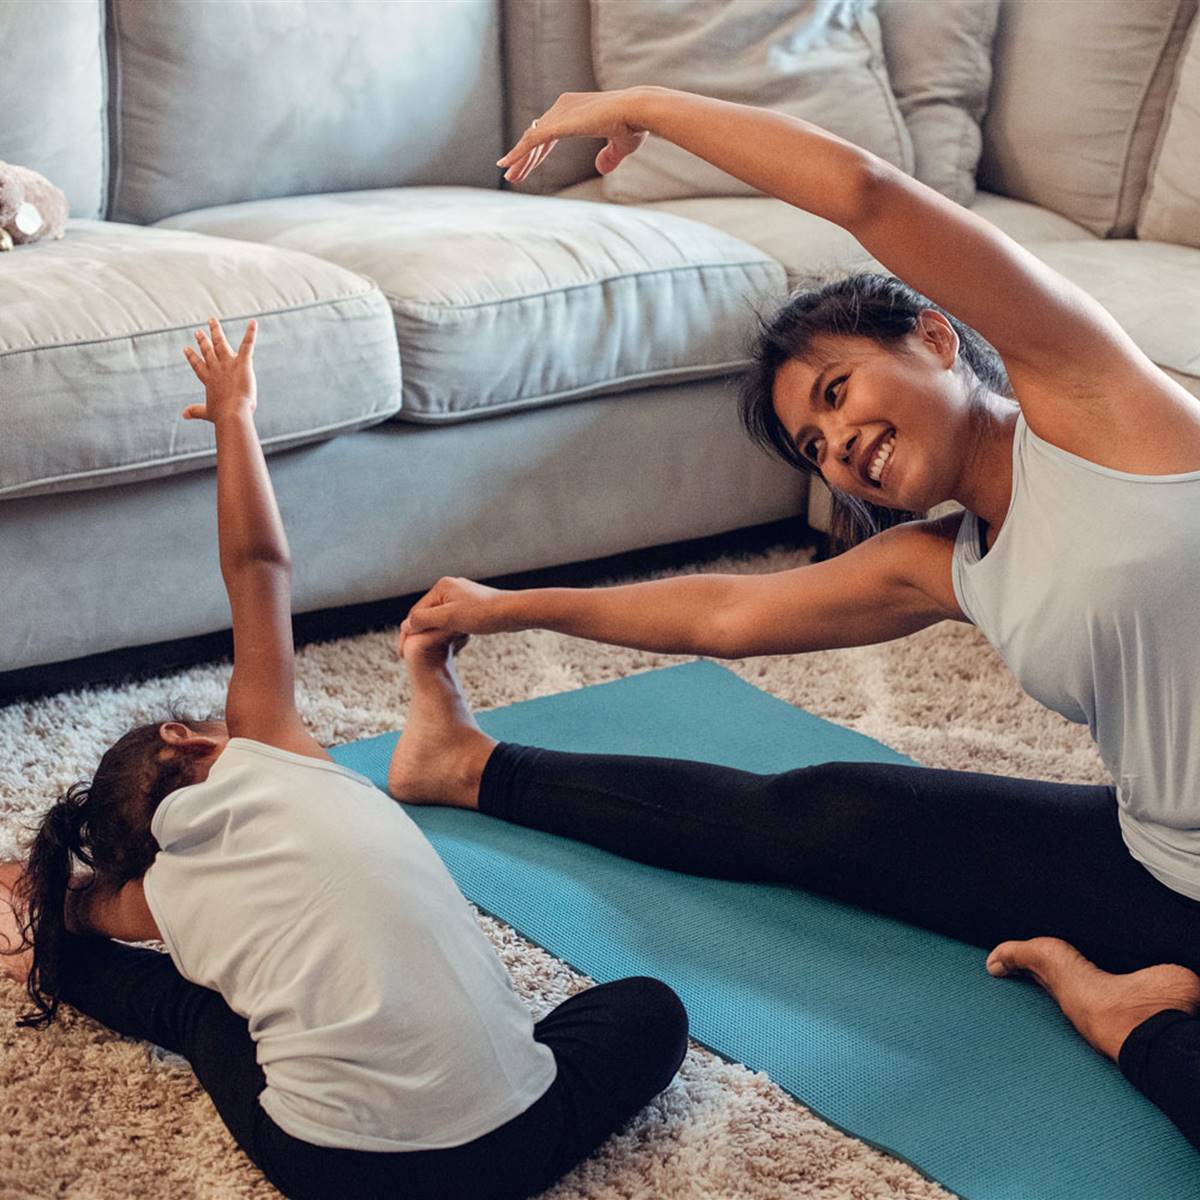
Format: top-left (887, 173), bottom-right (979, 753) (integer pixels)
top-left (142, 738), bottom-right (557, 1152)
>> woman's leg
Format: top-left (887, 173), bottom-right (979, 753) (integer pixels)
top-left (481, 746), bottom-right (1200, 973)
top-left (388, 639), bottom-right (1200, 1149)
top-left (1120, 1010), bottom-right (1200, 1150)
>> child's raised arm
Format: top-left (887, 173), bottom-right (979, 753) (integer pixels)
top-left (183, 318), bottom-right (330, 762)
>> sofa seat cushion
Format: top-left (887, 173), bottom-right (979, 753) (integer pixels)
top-left (1023, 241), bottom-right (1200, 400)
top-left (156, 187), bottom-right (788, 423)
top-left (557, 181), bottom-right (1098, 287)
top-left (0, 221), bottom-right (400, 500)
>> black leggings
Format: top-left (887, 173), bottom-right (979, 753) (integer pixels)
top-left (479, 744), bottom-right (1200, 1150)
top-left (58, 934), bottom-right (687, 1200)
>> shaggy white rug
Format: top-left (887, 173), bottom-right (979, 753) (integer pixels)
top-left (0, 545), bottom-right (1109, 1199)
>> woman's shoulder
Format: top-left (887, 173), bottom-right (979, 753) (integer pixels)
top-left (1007, 357), bottom-right (1200, 477)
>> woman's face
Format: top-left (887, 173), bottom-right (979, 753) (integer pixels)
top-left (771, 313), bottom-right (969, 513)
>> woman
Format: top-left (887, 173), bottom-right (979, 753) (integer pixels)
top-left (391, 86), bottom-right (1200, 1150)
top-left (0, 317), bottom-right (687, 1200)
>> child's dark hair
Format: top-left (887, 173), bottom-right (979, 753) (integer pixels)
top-left (12, 716), bottom-right (207, 1028)
top-left (739, 272), bottom-right (1012, 552)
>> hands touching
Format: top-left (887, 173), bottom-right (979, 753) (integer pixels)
top-left (499, 88), bottom-right (652, 185)
top-left (399, 578), bottom-right (520, 654)
top-left (182, 316), bottom-right (259, 423)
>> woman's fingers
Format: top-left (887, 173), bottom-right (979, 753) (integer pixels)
top-left (497, 129), bottom-right (541, 170)
top-left (516, 139), bottom-right (559, 183)
top-left (406, 604), bottom-right (446, 633)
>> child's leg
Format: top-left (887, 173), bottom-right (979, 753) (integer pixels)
top-left (57, 934), bottom-right (687, 1200)
top-left (56, 935), bottom-right (280, 1182)
top-left (254, 975), bottom-right (689, 1200)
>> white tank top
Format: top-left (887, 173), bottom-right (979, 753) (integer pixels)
top-left (142, 739), bottom-right (557, 1152)
top-left (952, 412), bottom-right (1200, 899)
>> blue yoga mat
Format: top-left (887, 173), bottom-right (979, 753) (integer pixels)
top-left (331, 660), bottom-right (1198, 1200)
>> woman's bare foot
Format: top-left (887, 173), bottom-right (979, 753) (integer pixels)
top-left (986, 936), bottom-right (1200, 1061)
top-left (0, 861), bottom-right (32, 984)
top-left (388, 633), bottom-right (497, 809)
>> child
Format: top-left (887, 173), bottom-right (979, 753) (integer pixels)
top-left (0, 318), bottom-right (687, 1200)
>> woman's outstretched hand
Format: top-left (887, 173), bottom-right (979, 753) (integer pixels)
top-left (182, 316), bottom-right (258, 423)
top-left (399, 578), bottom-right (520, 653)
top-left (499, 88), bottom-right (651, 184)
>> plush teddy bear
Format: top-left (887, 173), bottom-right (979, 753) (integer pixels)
top-left (0, 161), bottom-right (68, 251)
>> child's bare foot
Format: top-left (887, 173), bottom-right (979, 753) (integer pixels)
top-left (388, 633), bottom-right (497, 809)
top-left (0, 861), bottom-right (32, 984)
top-left (986, 936), bottom-right (1200, 1061)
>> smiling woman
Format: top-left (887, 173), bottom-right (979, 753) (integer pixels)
top-left (403, 82), bottom-right (1200, 1160)
top-left (739, 272), bottom-right (1017, 551)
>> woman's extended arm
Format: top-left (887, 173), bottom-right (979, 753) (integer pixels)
top-left (502, 86), bottom-right (873, 229)
top-left (402, 516), bottom-right (963, 658)
top-left (504, 89), bottom-right (1200, 466)
top-left (182, 319), bottom-right (329, 761)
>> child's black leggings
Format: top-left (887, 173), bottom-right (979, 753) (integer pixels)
top-left (479, 744), bottom-right (1200, 1151)
top-left (58, 935), bottom-right (686, 1200)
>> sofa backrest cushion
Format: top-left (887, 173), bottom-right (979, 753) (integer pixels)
top-left (589, 0), bottom-right (913, 204)
top-left (503, 0), bottom-right (602, 196)
top-left (878, 0), bottom-right (1000, 207)
top-left (0, 0), bottom-right (107, 218)
top-left (1139, 20), bottom-right (1200, 248)
top-left (109, 0), bottom-right (504, 224)
top-left (979, 0), bottom-right (1198, 238)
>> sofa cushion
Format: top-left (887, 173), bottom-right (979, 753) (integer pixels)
top-left (979, 0), bottom-right (1198, 238)
top-left (1025, 241), bottom-right (1200, 400)
top-left (157, 188), bottom-right (788, 424)
top-left (0, 222), bottom-right (400, 500)
top-left (878, 0), bottom-right (1000, 207)
top-left (0, 0), bottom-right (107, 218)
top-left (108, 0), bottom-right (504, 224)
top-left (558, 180), bottom-right (1097, 288)
top-left (1139, 21), bottom-right (1200, 249)
top-left (588, 0), bottom-right (913, 204)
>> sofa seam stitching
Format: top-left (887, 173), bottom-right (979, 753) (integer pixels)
top-left (396, 359), bottom-right (749, 421)
top-left (0, 289), bottom-right (385, 360)
top-left (382, 259), bottom-right (782, 313)
top-left (1, 410), bottom-right (402, 499)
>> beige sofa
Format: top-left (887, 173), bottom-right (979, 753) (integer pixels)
top-left (2, 0), bottom-right (1197, 692)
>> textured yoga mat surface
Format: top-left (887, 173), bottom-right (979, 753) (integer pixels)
top-left (331, 661), bottom-right (1198, 1200)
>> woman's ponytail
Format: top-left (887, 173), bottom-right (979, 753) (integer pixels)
top-left (16, 782), bottom-right (94, 1027)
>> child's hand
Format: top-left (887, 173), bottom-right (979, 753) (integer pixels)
top-left (181, 316), bottom-right (258, 423)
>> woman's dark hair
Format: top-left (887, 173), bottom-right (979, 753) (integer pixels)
top-left (740, 272), bottom-right (1012, 552)
top-left (11, 716), bottom-right (207, 1028)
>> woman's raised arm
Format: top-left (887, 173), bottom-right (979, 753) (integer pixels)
top-left (504, 88), bottom-right (1200, 467)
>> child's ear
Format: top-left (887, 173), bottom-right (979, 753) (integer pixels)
top-left (158, 721), bottom-right (216, 750)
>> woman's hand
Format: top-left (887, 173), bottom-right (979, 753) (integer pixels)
top-left (398, 578), bottom-right (523, 653)
top-left (182, 316), bottom-right (258, 423)
top-left (499, 88), bottom-right (651, 184)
